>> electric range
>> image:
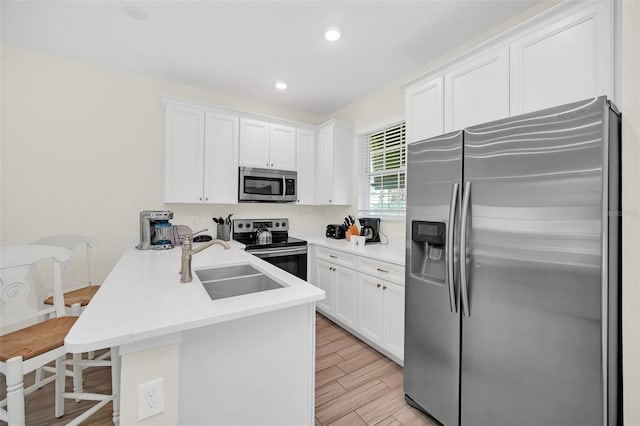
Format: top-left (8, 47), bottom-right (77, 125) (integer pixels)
top-left (232, 218), bottom-right (307, 280)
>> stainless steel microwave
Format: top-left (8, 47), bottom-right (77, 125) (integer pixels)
top-left (238, 167), bottom-right (297, 203)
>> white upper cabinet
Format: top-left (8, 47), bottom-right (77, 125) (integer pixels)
top-left (239, 118), bottom-right (296, 170)
top-left (164, 103), bottom-right (239, 204)
top-left (405, 2), bottom-right (613, 136)
top-left (316, 120), bottom-right (353, 205)
top-left (405, 76), bottom-right (444, 143)
top-left (239, 118), bottom-right (270, 168)
top-left (509, 3), bottom-right (612, 115)
top-left (444, 45), bottom-right (510, 131)
top-left (295, 128), bottom-right (316, 205)
top-left (164, 104), bottom-right (205, 203)
top-left (203, 112), bottom-right (239, 204)
top-left (269, 124), bottom-right (296, 170)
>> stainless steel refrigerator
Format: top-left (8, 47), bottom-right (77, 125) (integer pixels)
top-left (404, 96), bottom-right (621, 426)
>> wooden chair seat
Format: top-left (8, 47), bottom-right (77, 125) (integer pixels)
top-left (43, 285), bottom-right (100, 307)
top-left (0, 317), bottom-right (77, 362)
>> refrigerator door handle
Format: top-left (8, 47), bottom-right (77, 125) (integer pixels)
top-left (460, 180), bottom-right (471, 317)
top-left (447, 182), bottom-right (459, 313)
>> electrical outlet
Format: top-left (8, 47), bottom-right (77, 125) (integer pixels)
top-left (137, 378), bottom-right (165, 420)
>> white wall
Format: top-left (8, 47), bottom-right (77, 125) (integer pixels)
top-left (620, 1), bottom-right (640, 424)
top-left (0, 44), bottom-right (350, 283)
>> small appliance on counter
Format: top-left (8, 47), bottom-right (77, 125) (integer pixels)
top-left (326, 224), bottom-right (346, 239)
top-left (136, 210), bottom-right (174, 250)
top-left (233, 218), bottom-right (307, 280)
top-left (359, 217), bottom-right (381, 244)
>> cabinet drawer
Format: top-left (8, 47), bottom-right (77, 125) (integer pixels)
top-left (357, 257), bottom-right (404, 286)
top-left (315, 247), bottom-right (356, 269)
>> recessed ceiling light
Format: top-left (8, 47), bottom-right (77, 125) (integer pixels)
top-left (275, 81), bottom-right (288, 90)
top-left (324, 27), bottom-right (341, 42)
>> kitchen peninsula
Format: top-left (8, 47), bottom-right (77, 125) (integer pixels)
top-left (65, 243), bottom-right (324, 425)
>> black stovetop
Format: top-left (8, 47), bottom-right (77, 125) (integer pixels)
top-left (234, 233), bottom-right (307, 251)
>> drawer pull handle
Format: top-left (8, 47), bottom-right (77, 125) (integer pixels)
top-left (329, 255), bottom-right (338, 259)
top-left (376, 268), bottom-right (389, 273)
top-left (377, 284), bottom-right (381, 288)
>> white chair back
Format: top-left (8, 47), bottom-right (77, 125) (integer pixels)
top-left (30, 234), bottom-right (99, 288)
top-left (0, 245), bottom-right (71, 334)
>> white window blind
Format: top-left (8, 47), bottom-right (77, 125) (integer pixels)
top-left (359, 122), bottom-right (406, 217)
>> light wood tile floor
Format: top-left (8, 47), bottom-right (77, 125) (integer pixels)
top-left (1, 314), bottom-right (435, 425)
top-left (315, 313), bottom-right (435, 426)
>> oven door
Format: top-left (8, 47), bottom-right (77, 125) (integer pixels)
top-left (248, 246), bottom-right (307, 280)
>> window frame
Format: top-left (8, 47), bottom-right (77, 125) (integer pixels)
top-left (358, 119), bottom-right (407, 219)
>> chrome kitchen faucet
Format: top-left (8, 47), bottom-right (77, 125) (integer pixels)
top-left (180, 229), bottom-right (230, 283)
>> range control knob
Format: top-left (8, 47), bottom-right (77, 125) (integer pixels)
top-left (281, 222), bottom-right (286, 227)
top-left (245, 223), bottom-right (251, 228)
top-left (238, 223), bottom-right (243, 228)
top-left (275, 223), bottom-right (280, 227)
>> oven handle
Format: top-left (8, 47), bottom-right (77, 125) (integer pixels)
top-left (248, 247), bottom-right (308, 258)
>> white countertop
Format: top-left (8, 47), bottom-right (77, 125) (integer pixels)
top-left (65, 243), bottom-right (324, 353)
top-left (301, 234), bottom-right (406, 266)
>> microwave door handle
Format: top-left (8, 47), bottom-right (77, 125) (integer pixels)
top-left (282, 175), bottom-right (286, 199)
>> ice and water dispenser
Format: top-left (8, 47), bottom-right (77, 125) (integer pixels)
top-left (410, 220), bottom-right (447, 285)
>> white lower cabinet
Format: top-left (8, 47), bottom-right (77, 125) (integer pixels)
top-left (383, 280), bottom-right (405, 360)
top-left (312, 245), bottom-right (405, 364)
top-left (316, 259), bottom-right (357, 328)
top-left (316, 260), bottom-right (336, 314)
top-left (357, 273), bottom-right (385, 345)
top-left (357, 273), bottom-right (405, 361)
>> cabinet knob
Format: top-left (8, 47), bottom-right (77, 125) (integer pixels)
top-left (266, 163), bottom-right (269, 167)
top-left (199, 197), bottom-right (202, 201)
top-left (383, 286), bottom-right (387, 290)
top-left (205, 197), bottom-right (208, 201)
top-left (377, 284), bottom-right (381, 288)
top-left (270, 163), bottom-right (274, 167)
top-left (329, 199), bottom-right (332, 203)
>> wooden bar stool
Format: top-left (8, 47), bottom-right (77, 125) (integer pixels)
top-left (0, 245), bottom-right (120, 425)
top-left (0, 245), bottom-right (73, 425)
top-left (30, 235), bottom-right (109, 397)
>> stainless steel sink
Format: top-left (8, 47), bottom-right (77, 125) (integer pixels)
top-left (195, 264), bottom-right (284, 301)
top-left (195, 264), bottom-right (262, 282)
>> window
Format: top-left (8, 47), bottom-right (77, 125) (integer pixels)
top-left (359, 122), bottom-right (406, 217)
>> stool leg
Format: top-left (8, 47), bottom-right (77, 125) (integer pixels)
top-left (55, 355), bottom-right (65, 418)
top-left (110, 346), bottom-right (120, 425)
top-left (6, 357), bottom-right (25, 426)
top-left (73, 352), bottom-right (83, 402)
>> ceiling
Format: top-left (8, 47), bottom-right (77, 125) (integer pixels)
top-left (1, 1), bottom-right (545, 116)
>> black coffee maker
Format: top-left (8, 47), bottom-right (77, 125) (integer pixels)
top-left (359, 217), bottom-right (381, 244)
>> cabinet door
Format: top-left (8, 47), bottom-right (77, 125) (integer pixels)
top-left (357, 273), bottom-right (384, 345)
top-left (405, 76), bottom-right (444, 144)
top-left (239, 118), bottom-right (270, 168)
top-left (316, 260), bottom-right (335, 314)
top-left (383, 282), bottom-right (405, 361)
top-left (296, 128), bottom-right (316, 205)
top-left (203, 112), bottom-right (239, 204)
top-left (444, 46), bottom-right (510, 131)
top-left (269, 124), bottom-right (296, 170)
top-left (164, 104), bottom-right (205, 203)
top-left (510, 3), bottom-right (611, 115)
top-left (334, 265), bottom-right (357, 329)
top-left (316, 125), bottom-right (335, 205)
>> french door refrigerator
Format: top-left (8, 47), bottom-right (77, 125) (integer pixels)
top-left (404, 96), bottom-right (621, 426)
